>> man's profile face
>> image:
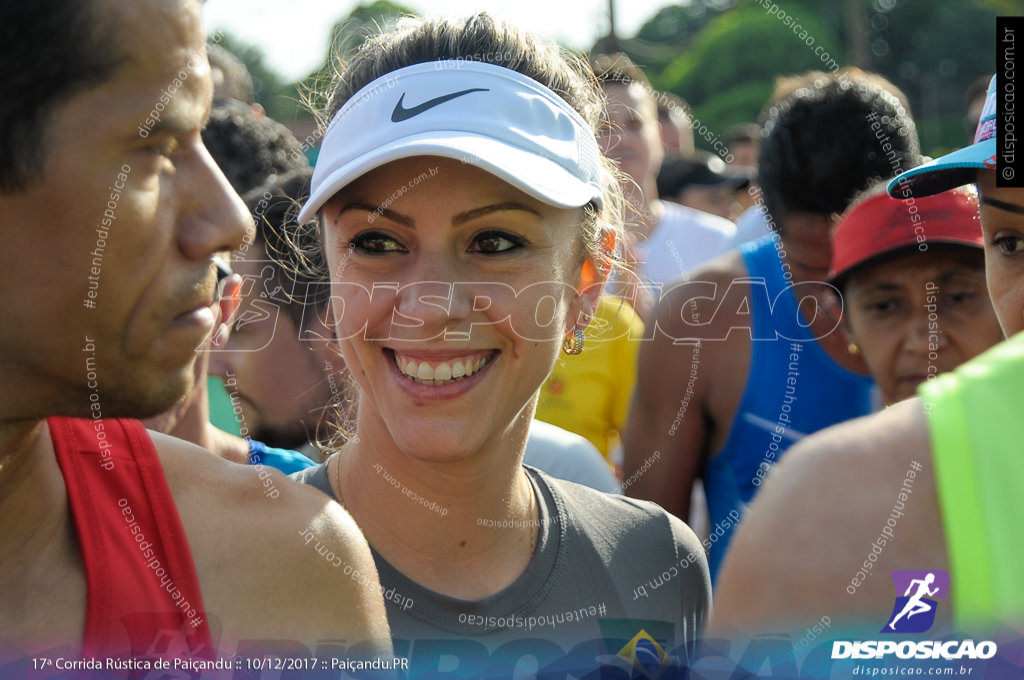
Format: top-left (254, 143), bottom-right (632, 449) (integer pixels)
top-left (0, 0), bottom-right (250, 420)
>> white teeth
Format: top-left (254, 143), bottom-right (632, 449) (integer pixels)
top-left (394, 353), bottom-right (490, 384)
top-left (417, 363), bottom-right (434, 381)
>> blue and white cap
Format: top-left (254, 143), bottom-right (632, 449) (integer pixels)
top-left (298, 60), bottom-right (605, 223)
top-left (888, 75), bottom-right (997, 199)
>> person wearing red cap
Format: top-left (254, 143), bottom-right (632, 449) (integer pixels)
top-left (712, 75), bottom-right (1024, 640)
top-left (829, 184), bottom-right (1004, 405)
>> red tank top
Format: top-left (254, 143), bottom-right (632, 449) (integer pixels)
top-left (47, 417), bottom-right (213, 659)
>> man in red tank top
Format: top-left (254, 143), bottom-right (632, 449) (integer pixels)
top-left (0, 0), bottom-right (390, 667)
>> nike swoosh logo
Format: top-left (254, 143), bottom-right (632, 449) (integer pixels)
top-left (391, 88), bottom-right (489, 122)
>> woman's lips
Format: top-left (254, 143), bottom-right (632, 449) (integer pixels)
top-left (384, 348), bottom-right (499, 400)
top-left (392, 349), bottom-right (496, 386)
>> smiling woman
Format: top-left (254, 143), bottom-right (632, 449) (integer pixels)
top-left (288, 12), bottom-right (710, 668)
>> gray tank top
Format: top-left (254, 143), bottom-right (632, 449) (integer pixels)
top-left (291, 462), bottom-right (710, 666)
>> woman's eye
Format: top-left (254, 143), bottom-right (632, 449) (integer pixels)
top-left (946, 290), bottom-right (976, 305)
top-left (994, 235), bottom-right (1024, 255)
top-left (350, 232), bottom-right (406, 254)
top-left (864, 298), bottom-right (900, 315)
top-left (470, 231), bottom-right (523, 255)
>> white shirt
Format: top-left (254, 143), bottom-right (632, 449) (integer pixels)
top-left (523, 420), bottom-right (620, 494)
top-left (731, 204), bottom-right (774, 248)
top-left (635, 200), bottom-right (736, 291)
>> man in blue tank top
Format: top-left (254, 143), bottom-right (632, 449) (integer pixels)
top-left (622, 68), bottom-right (921, 581)
top-left (713, 75), bottom-right (1024, 637)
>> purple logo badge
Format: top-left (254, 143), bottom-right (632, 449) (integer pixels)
top-left (882, 570), bottom-right (949, 634)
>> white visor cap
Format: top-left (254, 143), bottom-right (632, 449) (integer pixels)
top-left (298, 60), bottom-right (605, 224)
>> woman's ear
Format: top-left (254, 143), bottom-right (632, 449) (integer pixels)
top-left (578, 259), bottom-right (602, 294)
top-left (570, 230), bottom-right (616, 331)
top-left (577, 230), bottom-right (617, 292)
top-left (576, 262), bottom-right (603, 316)
top-left (834, 296), bottom-right (860, 351)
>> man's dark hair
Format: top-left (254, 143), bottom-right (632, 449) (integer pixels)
top-left (758, 68), bottom-right (921, 232)
top-left (207, 43), bottom-right (256, 104)
top-left (0, 1), bottom-right (123, 192)
top-left (201, 99), bottom-right (309, 196)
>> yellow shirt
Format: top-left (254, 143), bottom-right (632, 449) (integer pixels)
top-left (536, 296), bottom-right (644, 461)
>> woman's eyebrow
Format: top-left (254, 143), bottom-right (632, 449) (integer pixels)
top-left (452, 202), bottom-right (541, 225)
top-left (980, 196), bottom-right (1024, 215)
top-left (332, 201), bottom-right (541, 227)
top-left (335, 201), bottom-right (415, 228)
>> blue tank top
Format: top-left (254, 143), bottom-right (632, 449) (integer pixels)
top-left (248, 439), bottom-right (317, 475)
top-left (704, 235), bottom-right (876, 581)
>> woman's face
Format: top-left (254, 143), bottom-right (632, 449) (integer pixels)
top-left (842, 249), bottom-right (1004, 405)
top-left (978, 171), bottom-right (1024, 337)
top-left (320, 156), bottom-right (600, 461)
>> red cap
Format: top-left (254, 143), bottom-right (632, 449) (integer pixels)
top-left (829, 188), bottom-right (983, 281)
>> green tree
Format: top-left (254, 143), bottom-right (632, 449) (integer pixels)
top-left (656, 1), bottom-right (844, 145)
top-left (634, 0), bottom-right (1024, 155)
top-left (212, 31), bottom-right (295, 122)
top-left (207, 2), bottom-right (416, 124)
top-left (327, 0), bottom-right (414, 55)
top-left (295, 0), bottom-right (416, 122)
top-left (864, 0), bottom-right (1020, 153)
top-left (607, 0), bottom-right (736, 74)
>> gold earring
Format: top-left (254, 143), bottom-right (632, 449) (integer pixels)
top-left (848, 342), bottom-right (860, 355)
top-left (563, 328), bottom-right (585, 355)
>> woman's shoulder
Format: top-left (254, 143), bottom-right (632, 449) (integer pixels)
top-left (531, 466), bottom-right (711, 624)
top-left (529, 466), bottom-right (705, 563)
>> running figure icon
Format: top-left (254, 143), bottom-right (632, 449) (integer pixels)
top-left (887, 573), bottom-right (940, 630)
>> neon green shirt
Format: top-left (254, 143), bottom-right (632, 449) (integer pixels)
top-left (921, 331), bottom-right (1024, 627)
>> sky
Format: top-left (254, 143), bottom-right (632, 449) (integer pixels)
top-left (203, 0), bottom-right (672, 82)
